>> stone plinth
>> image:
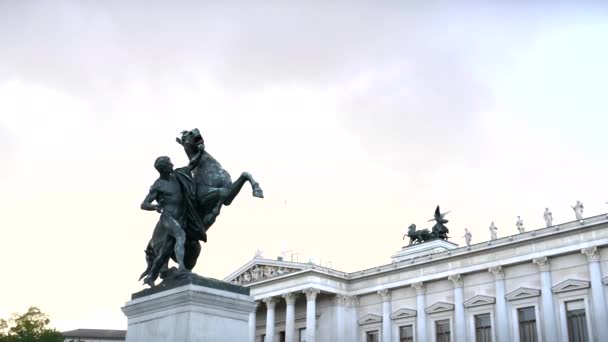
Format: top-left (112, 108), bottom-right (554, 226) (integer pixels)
top-left (391, 239), bottom-right (458, 262)
top-left (122, 274), bottom-right (256, 342)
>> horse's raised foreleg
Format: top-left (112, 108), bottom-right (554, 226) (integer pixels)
top-left (223, 172), bottom-right (264, 206)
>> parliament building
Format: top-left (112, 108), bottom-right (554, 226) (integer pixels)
top-left (224, 213), bottom-right (608, 342)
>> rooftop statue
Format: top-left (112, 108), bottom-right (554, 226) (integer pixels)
top-left (429, 205), bottom-right (450, 240)
top-left (572, 200), bottom-right (584, 221)
top-left (403, 206), bottom-right (450, 245)
top-left (139, 128), bottom-right (263, 287)
top-left (463, 228), bottom-right (472, 247)
top-left (544, 208), bottom-right (553, 227)
top-left (516, 216), bottom-right (525, 233)
top-left (489, 221), bottom-right (498, 240)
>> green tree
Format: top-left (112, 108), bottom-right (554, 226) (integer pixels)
top-left (0, 307), bottom-right (63, 342)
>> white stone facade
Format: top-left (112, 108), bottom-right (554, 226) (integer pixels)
top-left (225, 214), bottom-right (608, 342)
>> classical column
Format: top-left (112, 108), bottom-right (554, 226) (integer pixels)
top-left (533, 257), bottom-right (558, 342)
top-left (449, 274), bottom-right (466, 342)
top-left (333, 294), bottom-right (348, 342)
top-left (582, 247), bottom-right (608, 338)
top-left (263, 297), bottom-right (277, 342)
top-left (283, 293), bottom-right (297, 342)
top-left (489, 266), bottom-right (509, 342)
top-left (344, 295), bottom-right (360, 342)
top-left (413, 282), bottom-right (427, 342)
top-left (378, 289), bottom-right (392, 342)
top-left (303, 288), bottom-right (320, 342)
top-left (249, 302), bottom-right (259, 342)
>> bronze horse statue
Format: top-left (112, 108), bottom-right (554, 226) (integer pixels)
top-left (403, 224), bottom-right (433, 245)
top-left (139, 128), bottom-right (263, 285)
top-left (402, 206), bottom-right (451, 245)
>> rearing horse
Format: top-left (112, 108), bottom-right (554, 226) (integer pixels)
top-left (176, 128), bottom-right (264, 230)
top-left (139, 129), bottom-right (264, 286)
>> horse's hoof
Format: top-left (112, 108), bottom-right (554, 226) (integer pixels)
top-left (143, 277), bottom-right (155, 288)
top-left (253, 189), bottom-right (264, 198)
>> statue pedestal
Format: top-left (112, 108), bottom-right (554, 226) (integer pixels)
top-left (121, 274), bottom-right (256, 342)
top-left (391, 239), bottom-right (459, 263)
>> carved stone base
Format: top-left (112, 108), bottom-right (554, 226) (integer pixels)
top-left (391, 239), bottom-right (458, 262)
top-left (122, 275), bottom-right (256, 342)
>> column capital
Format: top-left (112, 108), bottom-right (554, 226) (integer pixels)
top-left (377, 289), bottom-right (391, 301)
top-left (448, 274), bottom-right (464, 288)
top-left (533, 256), bottom-right (551, 272)
top-left (282, 292), bottom-right (298, 305)
top-left (263, 297), bottom-right (277, 309)
top-left (412, 282), bottom-right (425, 295)
top-left (303, 288), bottom-right (321, 301)
top-left (345, 295), bottom-right (360, 307)
top-left (333, 294), bottom-right (349, 306)
top-left (582, 247), bottom-right (600, 262)
top-left (488, 265), bottom-right (505, 279)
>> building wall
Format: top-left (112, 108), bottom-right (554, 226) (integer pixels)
top-left (247, 216), bottom-right (608, 342)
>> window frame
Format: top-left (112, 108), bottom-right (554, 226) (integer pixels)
top-left (428, 311), bottom-right (454, 342)
top-left (391, 311), bottom-right (416, 342)
top-left (364, 329), bottom-right (380, 342)
top-left (433, 318), bottom-right (452, 342)
top-left (466, 304), bottom-right (496, 342)
top-left (396, 323), bottom-right (416, 342)
top-left (510, 297), bottom-right (542, 342)
top-left (555, 289), bottom-right (594, 342)
top-left (360, 323), bottom-right (382, 342)
top-left (298, 327), bottom-right (306, 342)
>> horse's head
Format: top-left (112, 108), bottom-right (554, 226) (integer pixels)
top-left (177, 128), bottom-right (205, 157)
top-left (408, 224), bottom-right (417, 233)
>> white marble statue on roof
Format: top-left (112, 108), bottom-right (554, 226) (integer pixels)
top-left (516, 216), bottom-right (525, 233)
top-left (572, 201), bottom-right (584, 221)
top-left (489, 222), bottom-right (498, 240)
top-left (463, 228), bottom-right (472, 247)
top-left (544, 208), bottom-right (553, 227)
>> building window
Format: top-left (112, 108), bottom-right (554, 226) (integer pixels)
top-left (566, 300), bottom-right (589, 342)
top-left (279, 331), bottom-right (286, 342)
top-left (474, 313), bottom-right (492, 342)
top-left (399, 325), bottom-right (414, 342)
top-left (435, 319), bottom-right (451, 342)
top-left (299, 328), bottom-right (306, 342)
top-left (518, 307), bottom-right (538, 342)
top-left (366, 330), bottom-right (379, 342)
top-left (261, 334), bottom-right (265, 342)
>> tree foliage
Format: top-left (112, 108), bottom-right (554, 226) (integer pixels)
top-left (0, 307), bottom-right (63, 342)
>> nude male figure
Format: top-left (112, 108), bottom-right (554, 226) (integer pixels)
top-left (140, 145), bottom-right (204, 286)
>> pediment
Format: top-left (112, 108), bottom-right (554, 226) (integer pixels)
top-left (506, 287), bottom-right (540, 301)
top-left (391, 308), bottom-right (417, 320)
top-left (464, 295), bottom-right (496, 308)
top-left (552, 279), bottom-right (590, 293)
top-left (358, 314), bottom-right (383, 325)
top-left (225, 260), bottom-right (306, 285)
top-left (425, 302), bottom-right (454, 314)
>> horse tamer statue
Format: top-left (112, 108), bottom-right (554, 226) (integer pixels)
top-left (139, 128), bottom-right (263, 286)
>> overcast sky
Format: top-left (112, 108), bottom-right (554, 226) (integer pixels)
top-left (1, 1), bottom-right (608, 331)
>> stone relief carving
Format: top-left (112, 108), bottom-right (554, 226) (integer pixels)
top-left (230, 264), bottom-right (301, 285)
